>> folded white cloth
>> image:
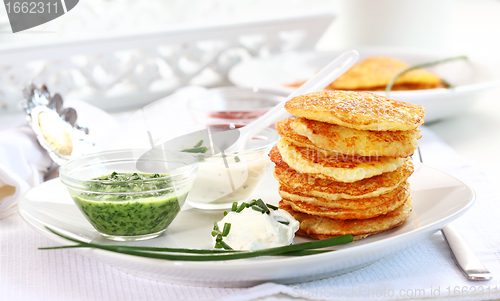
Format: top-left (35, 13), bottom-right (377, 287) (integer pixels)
top-left (0, 127), bottom-right (52, 218)
top-left (0, 99), bottom-right (120, 219)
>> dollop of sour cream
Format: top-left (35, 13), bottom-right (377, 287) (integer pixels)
top-left (214, 206), bottom-right (300, 251)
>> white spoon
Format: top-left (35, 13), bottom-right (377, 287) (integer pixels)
top-left (225, 50), bottom-right (359, 153)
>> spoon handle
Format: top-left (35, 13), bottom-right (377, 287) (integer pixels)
top-left (287, 50), bottom-right (360, 100)
top-left (225, 50), bottom-right (359, 153)
top-left (246, 50), bottom-right (359, 130)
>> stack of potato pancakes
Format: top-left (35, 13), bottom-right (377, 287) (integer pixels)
top-left (269, 90), bottom-right (425, 240)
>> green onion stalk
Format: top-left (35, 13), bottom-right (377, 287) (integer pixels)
top-left (385, 55), bottom-right (468, 96)
top-left (39, 227), bottom-right (353, 262)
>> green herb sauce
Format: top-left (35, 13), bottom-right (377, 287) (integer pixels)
top-left (72, 172), bottom-right (187, 236)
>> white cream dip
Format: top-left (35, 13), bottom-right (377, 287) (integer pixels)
top-left (188, 152), bottom-right (271, 208)
top-left (213, 206), bottom-right (300, 251)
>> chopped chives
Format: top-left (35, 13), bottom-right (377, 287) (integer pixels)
top-left (251, 205), bottom-right (265, 213)
top-left (266, 203), bottom-right (278, 210)
top-left (215, 234), bottom-right (223, 242)
top-left (236, 203), bottom-right (247, 213)
top-left (194, 140), bottom-right (203, 148)
top-left (181, 146), bottom-right (208, 153)
top-left (255, 199), bottom-right (270, 214)
top-left (222, 223), bottom-right (231, 237)
top-left (218, 240), bottom-right (233, 250)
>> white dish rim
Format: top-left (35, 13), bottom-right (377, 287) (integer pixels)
top-left (18, 163), bottom-right (475, 273)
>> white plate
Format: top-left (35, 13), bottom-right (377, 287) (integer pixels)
top-left (19, 164), bottom-right (474, 287)
top-left (228, 48), bottom-right (500, 123)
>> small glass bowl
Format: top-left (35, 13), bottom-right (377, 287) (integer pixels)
top-left (188, 86), bottom-right (287, 125)
top-left (186, 124), bottom-right (279, 209)
top-left (60, 149), bottom-right (198, 241)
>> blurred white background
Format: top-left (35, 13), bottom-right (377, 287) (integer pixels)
top-left (1, 0), bottom-right (499, 55)
top-left (1, 0), bottom-right (500, 174)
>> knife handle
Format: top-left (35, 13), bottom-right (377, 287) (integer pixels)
top-left (441, 223), bottom-right (493, 281)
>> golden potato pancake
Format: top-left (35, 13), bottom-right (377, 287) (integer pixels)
top-left (280, 198), bottom-right (412, 240)
top-left (280, 181), bottom-right (409, 219)
top-left (274, 160), bottom-right (413, 200)
top-left (284, 90), bottom-right (425, 131)
top-left (279, 184), bottom-right (390, 209)
top-left (269, 146), bottom-right (335, 181)
top-left (290, 117), bottom-right (420, 157)
top-left (327, 56), bottom-right (444, 91)
top-left (277, 139), bottom-right (405, 182)
top-left (276, 117), bottom-right (349, 156)
top-left (275, 117), bottom-right (325, 151)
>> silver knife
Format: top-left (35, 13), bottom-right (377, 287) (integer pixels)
top-left (441, 224), bottom-right (493, 281)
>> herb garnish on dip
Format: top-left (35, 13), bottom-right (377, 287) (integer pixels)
top-left (212, 199), bottom-right (300, 251)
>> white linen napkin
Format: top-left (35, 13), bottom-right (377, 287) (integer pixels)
top-left (0, 127), bottom-right (52, 218)
top-left (0, 99), bottom-right (120, 219)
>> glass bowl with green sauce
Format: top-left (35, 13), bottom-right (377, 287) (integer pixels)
top-left (60, 149), bottom-right (198, 241)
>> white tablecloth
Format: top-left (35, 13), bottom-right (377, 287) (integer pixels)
top-left (1, 125), bottom-right (500, 301)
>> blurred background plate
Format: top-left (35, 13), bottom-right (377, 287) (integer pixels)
top-left (228, 47), bottom-right (500, 123)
